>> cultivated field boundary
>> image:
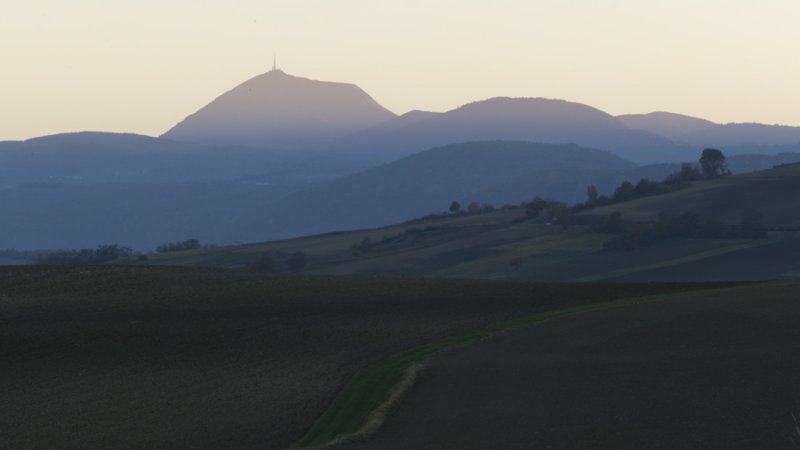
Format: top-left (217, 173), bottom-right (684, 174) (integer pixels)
top-left (288, 283), bottom-right (759, 449)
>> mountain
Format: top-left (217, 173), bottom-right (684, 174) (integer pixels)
top-left (347, 110), bottom-right (442, 136)
top-left (0, 182), bottom-right (294, 250)
top-left (161, 70), bottom-right (397, 148)
top-left (0, 132), bottom-right (210, 185)
top-left (618, 112), bottom-right (800, 151)
top-left (617, 112), bottom-right (716, 141)
top-left (0, 140), bottom-right (633, 250)
top-left (678, 123), bottom-right (800, 148)
top-left (0, 131), bottom-right (388, 186)
top-left (234, 141), bottom-right (638, 242)
top-left (335, 98), bottom-right (692, 163)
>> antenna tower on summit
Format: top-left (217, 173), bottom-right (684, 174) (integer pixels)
top-left (273, 54), bottom-right (277, 71)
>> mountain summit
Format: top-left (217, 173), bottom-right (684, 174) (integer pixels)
top-left (337, 97), bottom-right (687, 163)
top-left (162, 69), bottom-right (396, 148)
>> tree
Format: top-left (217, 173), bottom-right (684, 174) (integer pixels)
top-left (586, 184), bottom-right (599, 204)
top-left (467, 201), bottom-right (480, 214)
top-left (288, 251), bottom-right (307, 273)
top-left (677, 163), bottom-right (703, 181)
top-left (37, 244), bottom-right (132, 265)
top-left (155, 238), bottom-right (204, 253)
top-left (699, 148), bottom-right (727, 178)
top-left (448, 201), bottom-right (461, 214)
top-left (635, 178), bottom-right (667, 197)
top-left (612, 181), bottom-right (636, 202)
top-left (525, 196), bottom-right (548, 219)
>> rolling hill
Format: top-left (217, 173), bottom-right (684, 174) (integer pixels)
top-left (231, 141), bottom-right (638, 242)
top-left (582, 162), bottom-right (800, 228)
top-left (141, 163), bottom-right (800, 282)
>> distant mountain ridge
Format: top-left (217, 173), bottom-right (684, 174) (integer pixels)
top-left (617, 112), bottom-right (716, 141)
top-left (679, 123), bottom-right (800, 147)
top-left (618, 112), bottom-right (800, 150)
top-left (154, 69), bottom-right (800, 162)
top-left (5, 69), bottom-right (800, 250)
top-left (0, 132), bottom-right (372, 186)
top-left (335, 97), bottom-right (690, 163)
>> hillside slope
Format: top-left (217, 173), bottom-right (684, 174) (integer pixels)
top-left (582, 163), bottom-right (800, 228)
top-left (143, 164), bottom-right (800, 282)
top-left (233, 141), bottom-right (637, 242)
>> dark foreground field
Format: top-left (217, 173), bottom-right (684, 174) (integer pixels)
top-left (347, 282), bottom-right (800, 450)
top-left (0, 266), bottom-right (704, 450)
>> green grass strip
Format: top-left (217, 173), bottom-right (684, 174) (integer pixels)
top-left (288, 285), bottom-right (752, 449)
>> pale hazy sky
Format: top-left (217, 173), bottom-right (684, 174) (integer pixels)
top-left (2, 0), bottom-right (799, 141)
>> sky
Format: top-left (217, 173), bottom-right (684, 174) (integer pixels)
top-left (2, 0), bottom-right (799, 141)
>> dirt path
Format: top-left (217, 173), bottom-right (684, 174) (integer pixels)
top-left (346, 284), bottom-right (800, 449)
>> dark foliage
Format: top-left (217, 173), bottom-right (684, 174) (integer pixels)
top-left (156, 239), bottom-right (206, 253)
top-left (38, 244), bottom-right (133, 265)
top-left (0, 248), bottom-right (40, 264)
top-left (583, 150), bottom-right (730, 215)
top-left (586, 184), bottom-right (599, 204)
top-left (700, 148), bottom-right (728, 178)
top-left (666, 163), bottom-right (703, 183)
top-left (525, 197), bottom-right (549, 219)
top-left (612, 181), bottom-right (637, 202)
